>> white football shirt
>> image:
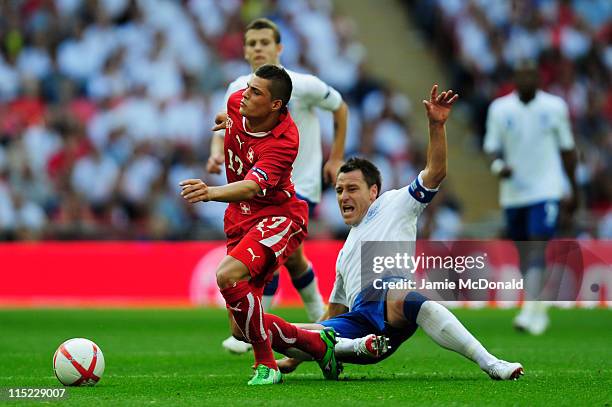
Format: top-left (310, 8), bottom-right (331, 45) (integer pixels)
top-left (484, 90), bottom-right (575, 208)
top-left (329, 172), bottom-right (437, 310)
top-left (220, 69), bottom-right (343, 203)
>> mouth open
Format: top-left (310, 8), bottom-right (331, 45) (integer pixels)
top-left (342, 204), bottom-right (355, 216)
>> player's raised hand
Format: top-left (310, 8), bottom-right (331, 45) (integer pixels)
top-left (422, 84), bottom-right (459, 125)
top-left (323, 158), bottom-right (344, 185)
top-left (180, 179), bottom-right (211, 203)
top-left (211, 111), bottom-right (228, 132)
top-left (206, 154), bottom-right (224, 174)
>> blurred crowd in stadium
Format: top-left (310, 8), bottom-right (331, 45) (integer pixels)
top-left (0, 0), bottom-right (609, 241)
top-left (0, 0), bottom-right (370, 240)
top-left (407, 0), bottom-right (612, 238)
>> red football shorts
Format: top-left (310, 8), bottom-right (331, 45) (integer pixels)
top-left (228, 214), bottom-right (307, 287)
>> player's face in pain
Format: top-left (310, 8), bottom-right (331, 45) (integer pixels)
top-left (335, 170), bottom-right (378, 226)
top-left (244, 28), bottom-right (282, 69)
top-left (240, 76), bottom-right (281, 119)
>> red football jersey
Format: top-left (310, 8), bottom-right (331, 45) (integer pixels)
top-left (223, 89), bottom-right (305, 240)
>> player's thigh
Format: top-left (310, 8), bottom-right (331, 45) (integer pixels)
top-left (527, 200), bottom-right (559, 239)
top-left (227, 235), bottom-right (276, 288)
top-left (504, 206), bottom-right (529, 240)
top-left (254, 215), bottom-right (307, 271)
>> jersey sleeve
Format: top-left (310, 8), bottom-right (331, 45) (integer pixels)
top-left (328, 271), bottom-right (348, 307)
top-left (243, 140), bottom-right (298, 196)
top-left (483, 102), bottom-right (503, 154)
top-left (554, 100), bottom-right (575, 151)
top-left (302, 74), bottom-right (343, 111)
top-left (385, 171), bottom-right (439, 218)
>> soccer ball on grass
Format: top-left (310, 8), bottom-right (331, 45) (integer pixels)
top-left (53, 338), bottom-right (105, 386)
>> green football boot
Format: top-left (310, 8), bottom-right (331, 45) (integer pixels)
top-left (247, 364), bottom-right (283, 385)
top-left (318, 327), bottom-right (341, 380)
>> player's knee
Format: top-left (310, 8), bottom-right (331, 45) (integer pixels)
top-left (403, 291), bottom-right (429, 326)
top-left (216, 266), bottom-right (240, 289)
top-left (216, 256), bottom-right (250, 289)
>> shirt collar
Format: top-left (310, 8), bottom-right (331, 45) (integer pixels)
top-left (512, 90), bottom-right (542, 106)
top-left (241, 110), bottom-right (291, 138)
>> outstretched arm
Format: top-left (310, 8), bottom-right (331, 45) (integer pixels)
top-left (420, 85), bottom-right (459, 189)
top-left (180, 179), bottom-right (262, 203)
top-left (323, 102), bottom-right (349, 184)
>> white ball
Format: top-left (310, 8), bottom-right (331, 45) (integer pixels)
top-left (53, 338), bottom-right (105, 386)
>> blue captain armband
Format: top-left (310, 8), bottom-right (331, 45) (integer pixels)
top-left (408, 172), bottom-right (439, 203)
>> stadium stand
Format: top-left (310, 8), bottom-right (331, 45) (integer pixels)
top-left (403, 0), bottom-right (612, 238)
top-left (0, 0), bottom-right (462, 241)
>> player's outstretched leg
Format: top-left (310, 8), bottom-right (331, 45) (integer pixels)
top-left (407, 295), bottom-right (524, 380)
top-left (285, 245), bottom-right (325, 322)
top-left (263, 314), bottom-right (341, 380)
top-left (274, 334), bottom-right (389, 374)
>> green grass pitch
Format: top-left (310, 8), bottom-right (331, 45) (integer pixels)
top-left (0, 308), bottom-right (610, 406)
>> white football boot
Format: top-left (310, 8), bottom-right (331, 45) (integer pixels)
top-left (354, 334), bottom-right (390, 359)
top-left (485, 360), bottom-right (525, 380)
top-left (527, 303), bottom-right (550, 335)
top-left (222, 336), bottom-right (252, 354)
top-left (514, 302), bottom-right (549, 335)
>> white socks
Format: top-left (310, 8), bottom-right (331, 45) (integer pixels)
top-left (283, 337), bottom-right (366, 361)
top-left (261, 295), bottom-right (274, 312)
top-left (416, 301), bottom-right (497, 370)
top-left (297, 277), bottom-right (325, 322)
top-left (334, 337), bottom-right (359, 359)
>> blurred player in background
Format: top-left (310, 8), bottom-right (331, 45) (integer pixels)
top-left (180, 65), bottom-right (338, 385)
top-left (271, 85), bottom-right (523, 381)
top-left (484, 60), bottom-right (578, 335)
top-left (207, 18), bottom-right (349, 353)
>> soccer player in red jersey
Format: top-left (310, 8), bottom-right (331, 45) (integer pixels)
top-left (179, 65), bottom-right (338, 385)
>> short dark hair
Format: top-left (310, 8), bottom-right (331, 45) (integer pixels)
top-left (254, 64), bottom-right (292, 109)
top-left (245, 18), bottom-right (281, 44)
top-left (338, 157), bottom-right (382, 197)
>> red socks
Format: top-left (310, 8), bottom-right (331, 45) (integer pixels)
top-left (221, 281), bottom-right (327, 367)
top-left (264, 313), bottom-right (326, 360)
top-left (221, 281), bottom-right (277, 369)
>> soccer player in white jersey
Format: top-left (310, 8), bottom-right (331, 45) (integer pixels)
top-left (484, 61), bottom-right (577, 335)
top-left (207, 18), bottom-right (349, 353)
top-left (274, 85), bottom-right (524, 381)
